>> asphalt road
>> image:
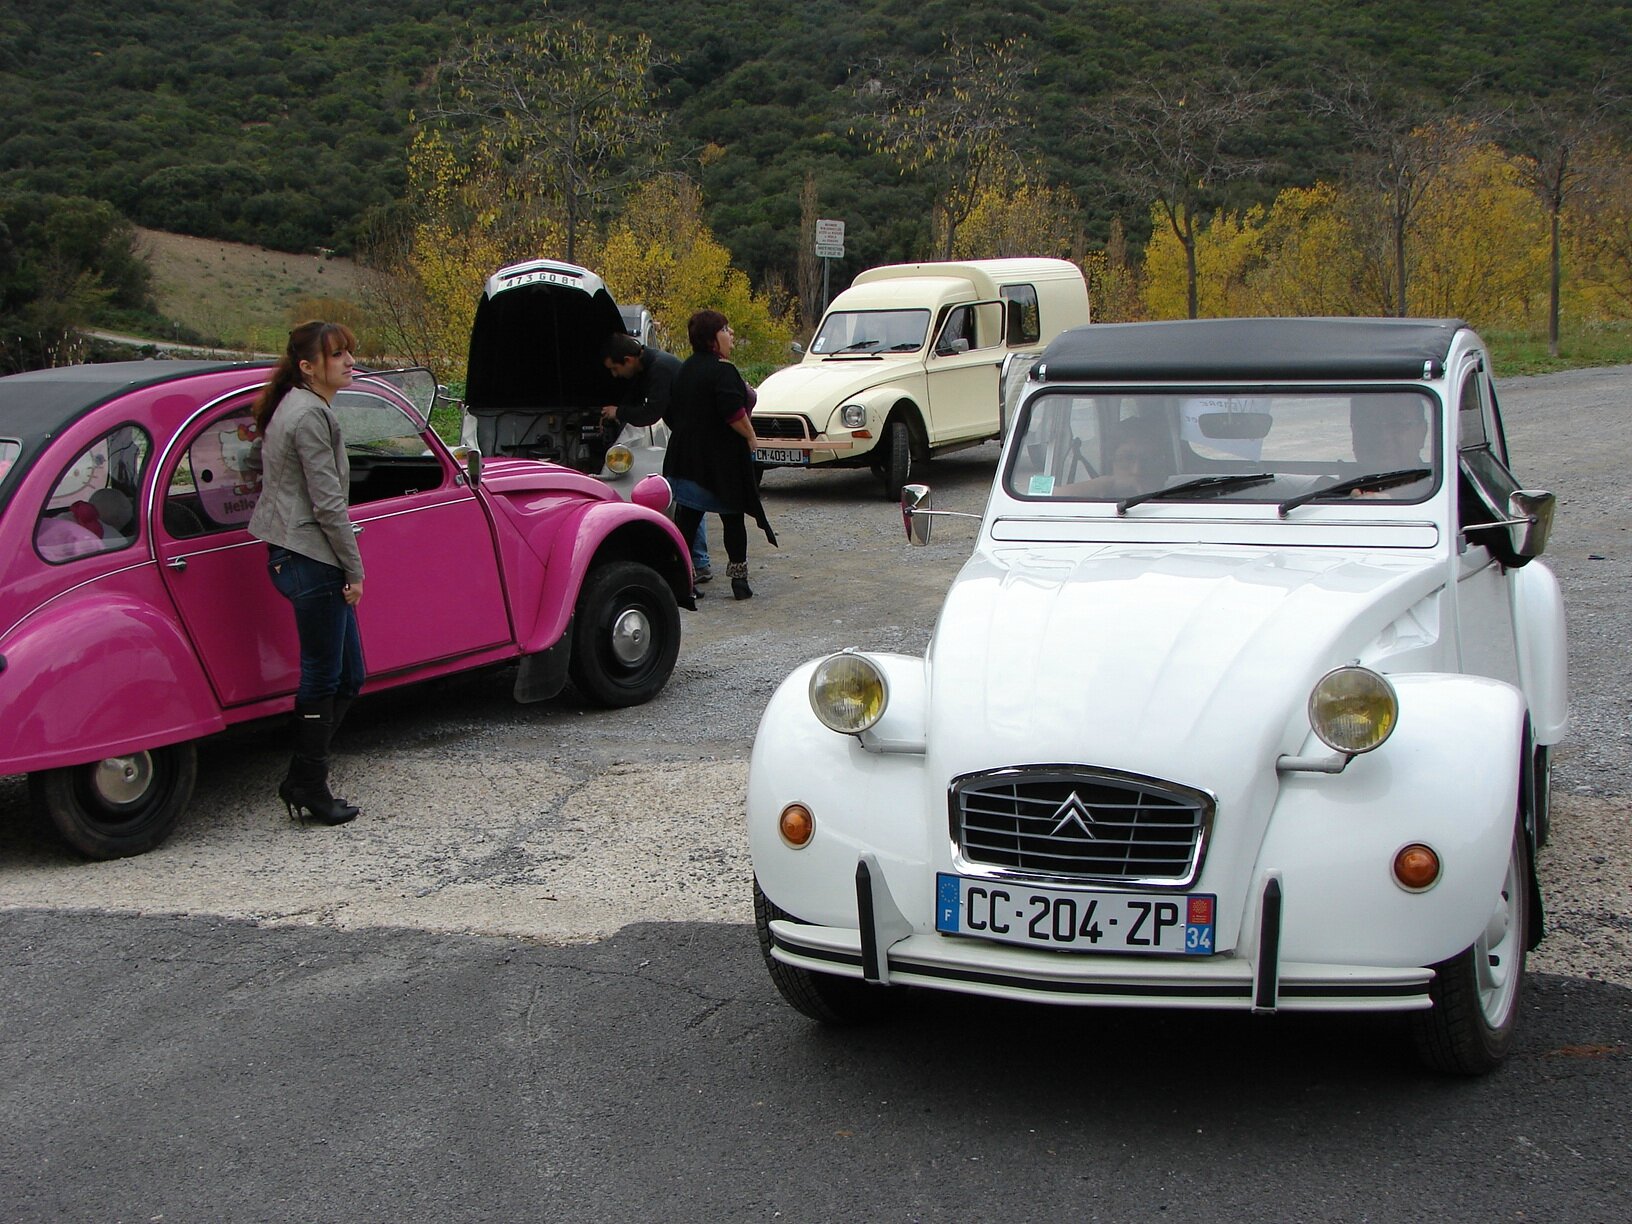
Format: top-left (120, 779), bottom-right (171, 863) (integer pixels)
top-left (4, 368), bottom-right (1631, 1222)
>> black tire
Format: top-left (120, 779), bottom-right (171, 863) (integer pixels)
top-left (1528, 742), bottom-right (1552, 849)
top-left (877, 417), bottom-right (914, 501)
top-left (754, 879), bottom-right (899, 1024)
top-left (29, 743), bottom-right (198, 860)
top-left (1411, 826), bottom-right (1529, 1074)
top-left (568, 560), bottom-right (681, 707)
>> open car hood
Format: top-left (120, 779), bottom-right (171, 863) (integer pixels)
top-left (464, 260), bottom-right (629, 414)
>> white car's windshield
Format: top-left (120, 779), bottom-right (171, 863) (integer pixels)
top-left (810, 309), bottom-right (930, 355)
top-left (1006, 389), bottom-right (1440, 507)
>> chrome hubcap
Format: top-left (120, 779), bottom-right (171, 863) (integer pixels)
top-left (610, 606), bottom-right (653, 666)
top-left (92, 753), bottom-right (154, 807)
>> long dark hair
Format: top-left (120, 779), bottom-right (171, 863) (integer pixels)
top-left (253, 320), bottom-right (357, 433)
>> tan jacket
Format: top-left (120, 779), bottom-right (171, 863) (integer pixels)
top-left (248, 387), bottom-right (365, 582)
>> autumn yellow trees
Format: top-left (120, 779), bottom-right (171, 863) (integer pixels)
top-left (1135, 129), bottom-right (1629, 333)
top-left (356, 12), bottom-right (1629, 384)
top-left (365, 17), bottom-right (789, 383)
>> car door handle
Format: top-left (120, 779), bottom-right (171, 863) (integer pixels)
top-left (352, 524), bottom-right (364, 535)
top-left (166, 557), bottom-right (187, 572)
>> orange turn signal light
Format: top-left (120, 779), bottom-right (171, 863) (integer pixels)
top-left (778, 803), bottom-right (815, 848)
top-left (1393, 843), bottom-right (1441, 891)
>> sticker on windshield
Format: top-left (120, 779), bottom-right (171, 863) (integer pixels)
top-left (1028, 474), bottom-right (1055, 496)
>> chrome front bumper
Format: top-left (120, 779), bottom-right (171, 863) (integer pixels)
top-left (765, 858), bottom-right (1433, 1014)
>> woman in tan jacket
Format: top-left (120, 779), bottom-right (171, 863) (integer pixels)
top-left (248, 321), bottom-right (366, 825)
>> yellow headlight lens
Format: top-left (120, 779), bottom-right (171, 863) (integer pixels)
top-left (604, 445), bottom-right (634, 475)
top-left (1308, 666), bottom-right (1398, 755)
top-left (809, 651), bottom-right (888, 735)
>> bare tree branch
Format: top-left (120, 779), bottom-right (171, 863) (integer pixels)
top-left (422, 18), bottom-right (671, 263)
top-left (1092, 71), bottom-right (1279, 318)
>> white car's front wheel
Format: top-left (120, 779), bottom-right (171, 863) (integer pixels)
top-left (1411, 824), bottom-right (1529, 1074)
top-left (754, 880), bottom-right (900, 1024)
top-left (876, 418), bottom-right (913, 501)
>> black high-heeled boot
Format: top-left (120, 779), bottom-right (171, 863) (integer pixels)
top-left (728, 561), bottom-right (752, 600)
top-left (279, 699), bottom-right (359, 825)
top-left (327, 695), bottom-right (358, 809)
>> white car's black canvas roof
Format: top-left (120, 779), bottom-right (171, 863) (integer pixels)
top-left (1038, 318), bottom-right (1470, 383)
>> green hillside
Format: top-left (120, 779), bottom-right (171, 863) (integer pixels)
top-left (2, 0), bottom-right (1628, 288)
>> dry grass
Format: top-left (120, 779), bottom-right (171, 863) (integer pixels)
top-left (137, 228), bottom-right (368, 353)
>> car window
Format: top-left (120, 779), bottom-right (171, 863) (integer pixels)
top-left (165, 408), bottom-right (263, 537)
top-left (34, 425), bottom-right (151, 562)
top-left (334, 387), bottom-right (434, 457)
top-left (0, 439), bottom-right (18, 486)
top-left (936, 306), bottom-right (978, 353)
top-left (1457, 369), bottom-right (1489, 449)
top-left (1006, 389), bottom-right (1439, 503)
top-left (355, 368), bottom-right (437, 428)
top-left (810, 310), bottom-right (930, 355)
top-left (1001, 285), bottom-right (1041, 345)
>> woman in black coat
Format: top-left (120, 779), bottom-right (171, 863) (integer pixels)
top-left (662, 310), bottom-right (776, 599)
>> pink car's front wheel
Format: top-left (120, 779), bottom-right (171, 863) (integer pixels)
top-left (567, 560), bottom-right (681, 707)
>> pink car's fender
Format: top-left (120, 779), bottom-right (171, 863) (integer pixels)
top-left (0, 591), bottom-right (223, 774)
top-left (520, 501), bottom-right (693, 654)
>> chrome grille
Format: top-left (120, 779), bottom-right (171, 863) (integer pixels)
top-left (754, 416), bottom-right (812, 442)
top-left (950, 768), bottom-right (1211, 887)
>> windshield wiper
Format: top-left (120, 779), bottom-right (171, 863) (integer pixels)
top-left (1117, 472), bottom-right (1275, 515)
top-left (835, 339), bottom-right (882, 353)
top-left (1276, 468), bottom-right (1431, 517)
top-left (887, 341), bottom-right (923, 351)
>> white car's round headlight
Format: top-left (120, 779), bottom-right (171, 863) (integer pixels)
top-left (604, 445), bottom-right (634, 476)
top-left (1308, 666), bottom-right (1398, 755)
top-left (840, 403), bottom-right (867, 429)
top-left (809, 650), bottom-right (888, 734)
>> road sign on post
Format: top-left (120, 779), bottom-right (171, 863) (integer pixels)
top-left (814, 218), bottom-right (845, 259)
top-left (815, 219), bottom-right (845, 314)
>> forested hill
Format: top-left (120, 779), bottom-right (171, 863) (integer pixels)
top-left (3, 0), bottom-right (1627, 282)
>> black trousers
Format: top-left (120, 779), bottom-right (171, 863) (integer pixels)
top-left (674, 504), bottom-right (746, 565)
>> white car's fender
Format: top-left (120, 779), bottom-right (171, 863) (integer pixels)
top-left (754, 364), bottom-right (930, 461)
top-left (1511, 560), bottom-right (1568, 743)
top-left (748, 653), bottom-right (932, 926)
top-left (1260, 672), bottom-right (1526, 968)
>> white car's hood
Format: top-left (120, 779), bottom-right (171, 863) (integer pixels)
top-left (926, 544), bottom-right (1447, 788)
top-left (755, 359), bottom-right (916, 419)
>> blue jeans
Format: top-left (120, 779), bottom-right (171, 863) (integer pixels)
top-left (670, 478), bottom-right (715, 569)
top-left (267, 546), bottom-right (365, 705)
top-left (690, 520), bottom-right (711, 570)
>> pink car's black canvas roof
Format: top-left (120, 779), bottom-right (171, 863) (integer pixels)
top-left (0, 361), bottom-right (260, 508)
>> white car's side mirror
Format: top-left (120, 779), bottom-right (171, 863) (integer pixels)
top-left (1507, 489), bottom-right (1556, 559)
top-left (902, 484), bottom-right (933, 546)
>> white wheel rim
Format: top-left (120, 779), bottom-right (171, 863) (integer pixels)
top-left (1474, 841), bottom-right (1524, 1027)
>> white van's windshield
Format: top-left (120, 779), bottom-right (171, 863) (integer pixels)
top-left (810, 310), bottom-right (930, 355)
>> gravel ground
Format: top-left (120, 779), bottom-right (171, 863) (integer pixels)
top-left (2, 368), bottom-right (1629, 989)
